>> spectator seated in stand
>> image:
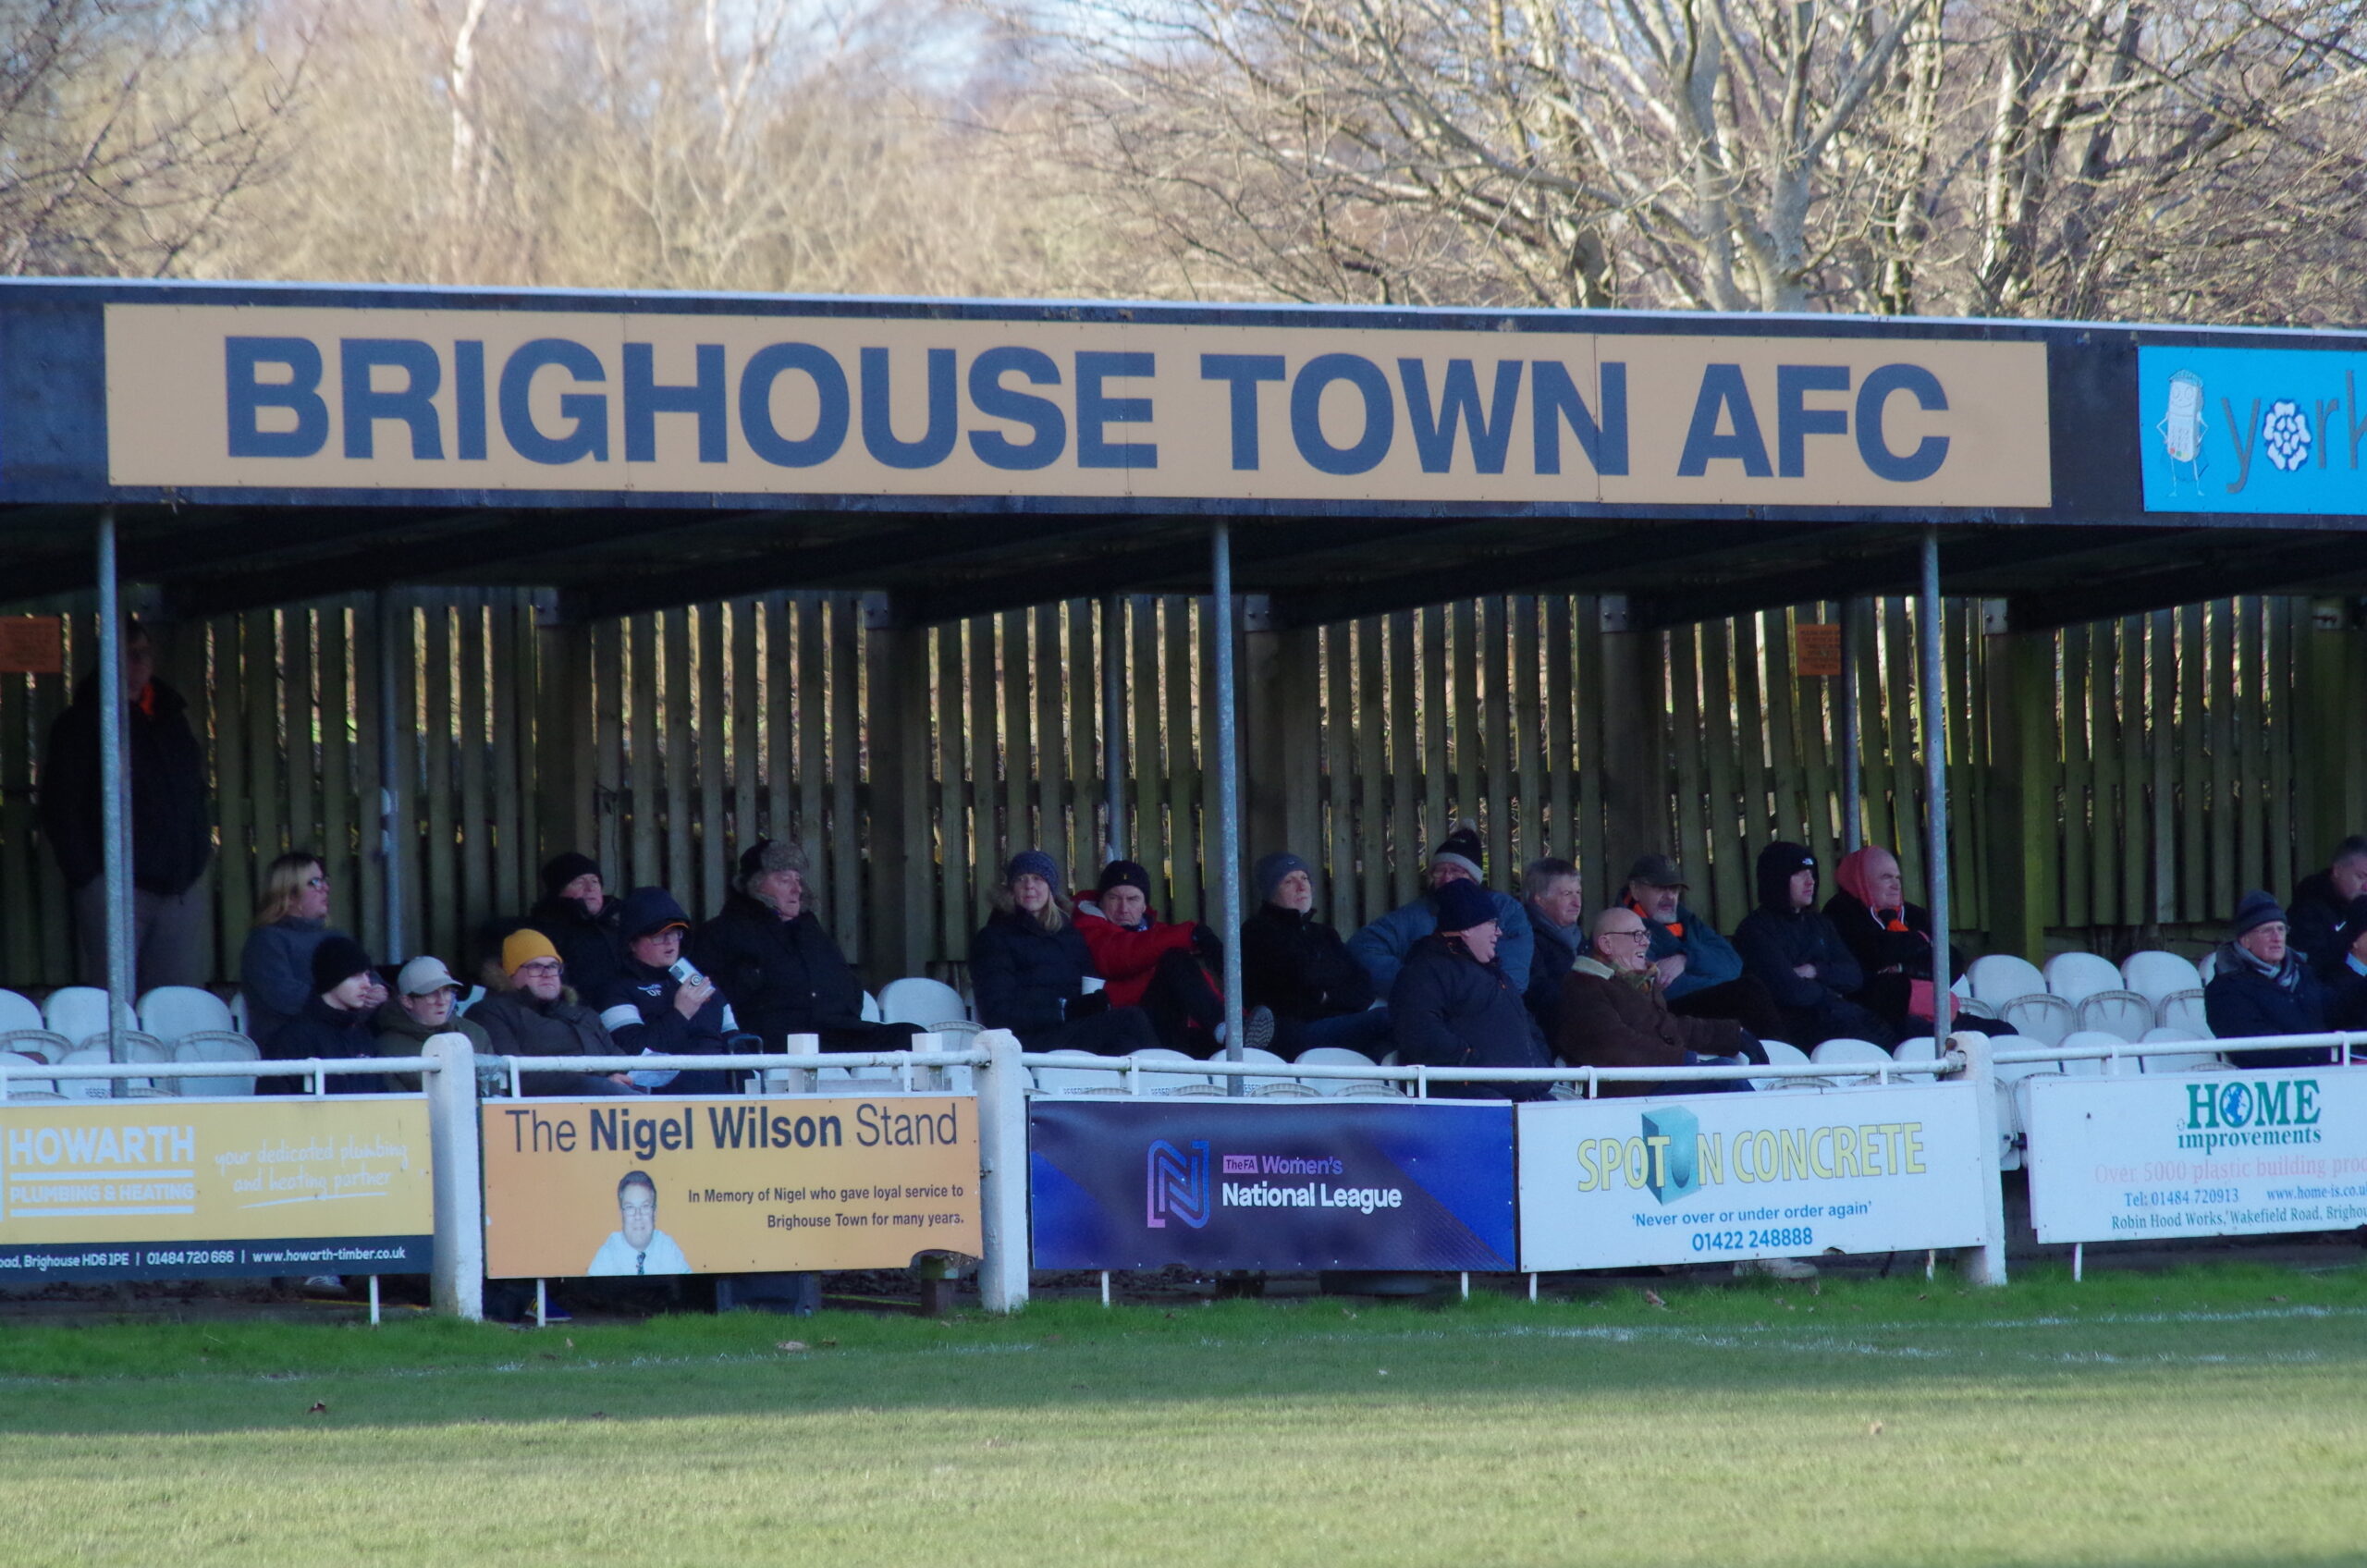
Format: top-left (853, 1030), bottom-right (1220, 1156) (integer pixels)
top-left (1733, 841), bottom-right (1898, 1050)
top-left (2324, 895), bottom-right (2367, 1036)
top-left (1388, 879), bottom-right (1551, 1101)
top-left (1075, 859), bottom-right (1271, 1060)
top-left (597, 886), bottom-right (736, 1094)
top-left (1348, 822), bottom-right (1535, 995)
top-left (693, 839), bottom-right (920, 1056)
top-left (470, 928), bottom-right (644, 1096)
top-left (1521, 857), bottom-right (1586, 1043)
top-left (239, 851), bottom-right (341, 1056)
top-left (970, 850), bottom-right (1158, 1055)
top-left (1823, 845), bottom-right (2001, 1037)
top-left (374, 955), bottom-right (490, 1092)
top-left (1240, 851), bottom-right (1388, 1060)
top-left (1556, 905), bottom-right (1763, 1095)
top-left (525, 851), bottom-right (626, 1004)
top-left (264, 935), bottom-right (388, 1095)
top-left (2287, 836), bottom-right (2367, 983)
top-left (1619, 852), bottom-right (1785, 1038)
top-left (2204, 891), bottom-right (2337, 1068)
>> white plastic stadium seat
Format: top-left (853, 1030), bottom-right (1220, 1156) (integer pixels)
top-left (138, 985), bottom-right (235, 1044)
top-left (1294, 1046), bottom-right (1392, 1096)
top-left (2139, 1025), bottom-right (2224, 1074)
top-left (816, 1063), bottom-right (901, 1093)
top-left (0, 1050), bottom-right (58, 1097)
top-left (2195, 949), bottom-right (2219, 984)
top-left (55, 1045), bottom-right (117, 1102)
top-left (861, 989), bottom-right (883, 1023)
top-left (1128, 1047), bottom-right (1222, 1095)
top-left (1233, 1046), bottom-right (1316, 1096)
top-left (1809, 1037), bottom-right (1895, 1084)
top-left (1028, 1049), bottom-right (1126, 1096)
top-left (43, 986), bottom-right (133, 1043)
top-left (1752, 1038), bottom-right (1824, 1092)
top-left (0, 988), bottom-right (43, 1033)
top-left (877, 976), bottom-right (971, 1029)
top-left (173, 1032), bottom-right (262, 1096)
top-left (228, 988), bottom-right (251, 1034)
top-left (2044, 953), bottom-right (2152, 1042)
top-left (1892, 1035), bottom-right (1939, 1062)
top-left (2122, 950), bottom-right (2210, 1035)
top-left (2057, 1029), bottom-right (2129, 1075)
top-left (0, 1028), bottom-right (70, 1064)
top-left (1967, 954), bottom-right (2072, 1045)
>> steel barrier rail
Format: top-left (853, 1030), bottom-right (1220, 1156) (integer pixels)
top-left (1016, 1052), bottom-right (1968, 1095)
top-left (1993, 1030), bottom-right (2367, 1070)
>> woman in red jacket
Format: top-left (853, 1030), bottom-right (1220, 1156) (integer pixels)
top-left (1075, 860), bottom-right (1271, 1058)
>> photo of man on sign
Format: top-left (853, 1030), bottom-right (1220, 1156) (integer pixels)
top-left (585, 1170), bottom-right (690, 1276)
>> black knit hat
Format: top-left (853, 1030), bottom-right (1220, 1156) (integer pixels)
top-left (1098, 860), bottom-right (1153, 898)
top-left (310, 934), bottom-right (375, 995)
top-left (1431, 822), bottom-right (1484, 880)
top-left (1435, 880), bottom-right (1497, 934)
top-left (2230, 888), bottom-right (2286, 939)
top-left (540, 851), bottom-right (601, 899)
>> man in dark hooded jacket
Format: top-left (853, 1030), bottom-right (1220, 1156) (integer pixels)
top-left (1389, 879), bottom-right (1551, 1100)
top-left (693, 839), bottom-right (918, 1054)
top-left (595, 886), bottom-right (738, 1093)
top-left (2287, 837), bottom-right (2367, 982)
top-left (526, 851), bottom-right (626, 1003)
top-left (1732, 841), bottom-right (1897, 1049)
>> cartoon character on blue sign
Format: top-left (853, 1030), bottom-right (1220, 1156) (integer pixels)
top-left (2156, 369), bottom-right (2208, 490)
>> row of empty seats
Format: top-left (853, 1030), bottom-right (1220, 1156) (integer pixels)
top-left (1965, 952), bottom-right (2215, 1046)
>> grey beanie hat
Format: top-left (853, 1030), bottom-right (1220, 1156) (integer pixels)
top-left (2230, 888), bottom-right (2286, 939)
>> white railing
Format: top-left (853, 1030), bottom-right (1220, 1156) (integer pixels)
top-left (1019, 1052), bottom-right (1966, 1094)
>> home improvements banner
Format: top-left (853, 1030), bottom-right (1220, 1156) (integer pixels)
top-left (2025, 1069), bottom-right (2367, 1243)
top-left (1517, 1084), bottom-right (1990, 1270)
top-left (0, 1098), bottom-right (432, 1280)
top-left (480, 1095), bottom-right (980, 1278)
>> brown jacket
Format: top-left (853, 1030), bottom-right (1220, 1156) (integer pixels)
top-left (1556, 955), bottom-right (1744, 1095)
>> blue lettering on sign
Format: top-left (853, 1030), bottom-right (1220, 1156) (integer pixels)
top-left (624, 342), bottom-right (727, 463)
top-left (860, 346), bottom-right (957, 469)
top-left (225, 337), bottom-right (329, 459)
top-left (1677, 364), bottom-right (1772, 477)
top-left (1399, 359), bottom-right (1521, 474)
top-left (1855, 363), bottom-right (1949, 482)
top-left (340, 338), bottom-right (443, 460)
top-left (454, 340), bottom-right (488, 460)
top-left (739, 343), bottom-right (848, 467)
top-left (1776, 364), bottom-right (1849, 478)
top-left (1075, 351), bottom-right (1156, 469)
top-left (1531, 361), bottom-right (1627, 476)
top-left (2139, 345), bottom-right (2367, 514)
top-left (1291, 353), bottom-right (1393, 475)
top-left (497, 338), bottom-right (609, 465)
top-left (1200, 353), bottom-right (1285, 470)
top-left (967, 346), bottom-right (1066, 471)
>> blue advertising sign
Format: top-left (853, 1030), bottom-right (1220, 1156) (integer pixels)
top-left (2139, 345), bottom-right (2367, 515)
top-left (1029, 1098), bottom-right (1515, 1271)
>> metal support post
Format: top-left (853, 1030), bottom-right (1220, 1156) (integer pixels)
top-left (1838, 596), bottom-right (1864, 852)
top-left (378, 590), bottom-right (407, 961)
top-left (975, 1029), bottom-right (1032, 1311)
top-left (1918, 533), bottom-right (1953, 1037)
top-left (1213, 525), bottom-right (1245, 1089)
top-left (423, 1034), bottom-right (484, 1319)
top-left (1102, 594), bottom-right (1127, 862)
top-left (95, 507), bottom-right (130, 1064)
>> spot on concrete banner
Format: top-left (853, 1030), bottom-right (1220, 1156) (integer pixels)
top-left (480, 1096), bottom-right (980, 1278)
top-left (1517, 1084), bottom-right (1990, 1270)
top-left (0, 1097), bottom-right (432, 1280)
top-left (1029, 1097), bottom-right (1515, 1271)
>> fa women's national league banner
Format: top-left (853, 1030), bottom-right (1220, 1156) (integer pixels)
top-left (480, 1095), bottom-right (981, 1278)
top-left (1517, 1084), bottom-right (1991, 1270)
top-left (1029, 1098), bottom-right (1516, 1271)
top-left (0, 1098), bottom-right (433, 1281)
top-left (2025, 1069), bottom-right (2367, 1243)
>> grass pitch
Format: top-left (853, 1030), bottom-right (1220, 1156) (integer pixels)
top-left (3, 1264), bottom-right (2365, 1567)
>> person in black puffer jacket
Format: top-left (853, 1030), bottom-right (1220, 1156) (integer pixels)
top-left (1732, 841), bottom-right (1897, 1050)
top-left (525, 851), bottom-right (626, 1004)
top-left (2204, 891), bottom-right (2336, 1068)
top-left (692, 839), bottom-right (920, 1054)
top-left (1389, 880), bottom-right (1551, 1101)
top-left (264, 935), bottom-right (389, 1095)
top-left (971, 850), bottom-right (1156, 1055)
top-left (2287, 838), bottom-right (2367, 982)
top-left (1239, 851), bottom-right (1386, 1060)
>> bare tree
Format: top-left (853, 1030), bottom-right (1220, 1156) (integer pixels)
top-left (0, 0), bottom-right (307, 276)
